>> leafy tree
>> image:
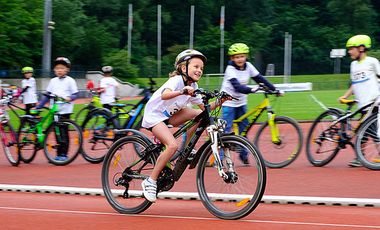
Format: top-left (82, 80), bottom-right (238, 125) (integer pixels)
top-left (103, 48), bottom-right (139, 80)
top-left (0, 0), bottom-right (43, 69)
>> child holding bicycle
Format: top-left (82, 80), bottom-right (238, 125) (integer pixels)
top-left (339, 35), bottom-right (380, 167)
top-left (37, 57), bottom-right (79, 161)
top-left (20, 66), bottom-right (38, 115)
top-left (98, 66), bottom-right (120, 111)
top-left (141, 49), bottom-right (226, 202)
top-left (220, 43), bottom-right (279, 164)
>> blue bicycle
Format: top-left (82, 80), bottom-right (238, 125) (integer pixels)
top-left (81, 80), bottom-right (155, 163)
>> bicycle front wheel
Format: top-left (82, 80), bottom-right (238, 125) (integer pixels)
top-left (18, 118), bottom-right (38, 163)
top-left (197, 135), bottom-right (266, 220)
top-left (82, 109), bottom-right (119, 163)
top-left (44, 120), bottom-right (82, 166)
top-left (253, 116), bottom-right (303, 168)
top-left (1, 122), bottom-right (20, 166)
top-left (306, 109), bottom-right (341, 166)
top-left (355, 114), bottom-right (380, 170)
top-left (102, 135), bottom-right (155, 214)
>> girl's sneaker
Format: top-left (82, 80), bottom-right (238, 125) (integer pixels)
top-left (141, 178), bottom-right (157, 202)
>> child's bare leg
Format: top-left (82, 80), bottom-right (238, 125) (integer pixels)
top-left (150, 122), bottom-right (178, 180)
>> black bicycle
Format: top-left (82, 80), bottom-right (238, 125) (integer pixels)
top-left (306, 98), bottom-right (376, 167)
top-left (101, 89), bottom-right (266, 220)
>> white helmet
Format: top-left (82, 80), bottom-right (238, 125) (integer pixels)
top-left (102, 66), bottom-right (113, 73)
top-left (174, 49), bottom-right (207, 68)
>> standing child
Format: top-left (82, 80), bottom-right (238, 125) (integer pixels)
top-left (20, 67), bottom-right (38, 115)
top-left (220, 43), bottom-right (280, 164)
top-left (339, 35), bottom-right (380, 167)
top-left (37, 57), bottom-right (79, 161)
top-left (141, 49), bottom-right (225, 202)
top-left (98, 66), bottom-right (119, 111)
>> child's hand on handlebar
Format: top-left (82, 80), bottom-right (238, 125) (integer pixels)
top-left (181, 86), bottom-right (195, 95)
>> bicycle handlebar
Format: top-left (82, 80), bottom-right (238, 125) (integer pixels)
top-left (193, 88), bottom-right (238, 102)
top-left (42, 93), bottom-right (70, 104)
top-left (252, 83), bottom-right (282, 96)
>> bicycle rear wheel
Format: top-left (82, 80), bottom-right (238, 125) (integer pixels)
top-left (102, 135), bottom-right (155, 214)
top-left (74, 106), bottom-right (93, 127)
top-left (17, 118), bottom-right (38, 163)
top-left (44, 120), bottom-right (82, 166)
top-left (81, 109), bottom-right (119, 163)
top-left (1, 122), bottom-right (19, 166)
top-left (355, 114), bottom-right (380, 170)
top-left (197, 135), bottom-right (266, 220)
top-left (253, 116), bottom-right (303, 168)
top-left (306, 109), bottom-right (341, 166)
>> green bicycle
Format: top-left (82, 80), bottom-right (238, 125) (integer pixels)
top-left (17, 93), bottom-right (83, 166)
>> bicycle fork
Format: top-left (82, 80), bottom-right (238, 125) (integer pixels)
top-left (206, 126), bottom-right (236, 182)
top-left (267, 112), bottom-right (281, 144)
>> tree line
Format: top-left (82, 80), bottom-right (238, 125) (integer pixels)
top-left (1, 0), bottom-right (379, 80)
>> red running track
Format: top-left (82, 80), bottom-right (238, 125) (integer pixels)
top-left (0, 122), bottom-right (380, 229)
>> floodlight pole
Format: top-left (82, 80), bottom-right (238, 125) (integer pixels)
top-left (284, 32), bottom-right (292, 83)
top-left (189, 5), bottom-right (194, 49)
top-left (157, 5), bottom-right (161, 78)
top-left (220, 6), bottom-right (225, 74)
top-left (42, 0), bottom-right (53, 77)
top-left (127, 4), bottom-right (133, 64)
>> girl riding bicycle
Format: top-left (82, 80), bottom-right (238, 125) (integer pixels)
top-left (141, 49), bottom-right (226, 202)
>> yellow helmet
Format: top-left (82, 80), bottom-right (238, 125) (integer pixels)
top-left (228, 43), bottom-right (249, 56)
top-left (22, 66), bottom-right (34, 73)
top-left (346, 35), bottom-right (371, 49)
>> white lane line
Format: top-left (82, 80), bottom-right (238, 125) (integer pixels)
top-left (0, 206), bottom-right (380, 229)
top-left (309, 94), bottom-right (328, 110)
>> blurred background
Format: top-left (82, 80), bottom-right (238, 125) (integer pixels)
top-left (1, 0), bottom-right (380, 86)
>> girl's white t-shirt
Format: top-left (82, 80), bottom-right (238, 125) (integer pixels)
top-left (46, 76), bottom-right (78, 114)
top-left (100, 77), bottom-right (119, 104)
top-left (21, 77), bottom-right (38, 104)
top-left (350, 56), bottom-right (380, 108)
top-left (142, 75), bottom-right (202, 129)
top-left (220, 62), bottom-right (259, 107)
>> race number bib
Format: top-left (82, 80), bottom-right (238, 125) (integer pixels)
top-left (162, 102), bottom-right (181, 117)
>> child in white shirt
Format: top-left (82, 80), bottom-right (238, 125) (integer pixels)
top-left (20, 66), bottom-right (38, 114)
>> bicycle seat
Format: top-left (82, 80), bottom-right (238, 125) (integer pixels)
top-left (339, 98), bottom-right (356, 106)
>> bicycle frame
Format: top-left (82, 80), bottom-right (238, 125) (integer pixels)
top-left (232, 93), bottom-right (280, 143)
top-left (326, 101), bottom-right (376, 143)
top-left (24, 100), bottom-right (62, 144)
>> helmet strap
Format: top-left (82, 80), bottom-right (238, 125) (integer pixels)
top-left (180, 59), bottom-right (195, 86)
top-left (356, 47), bottom-right (366, 61)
